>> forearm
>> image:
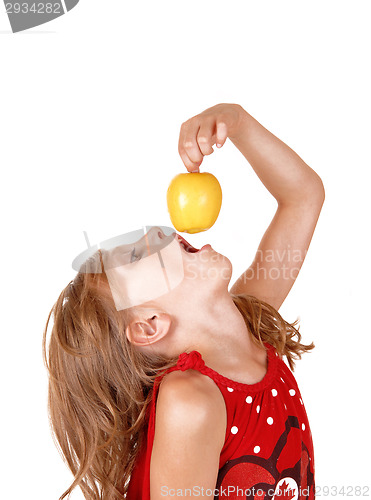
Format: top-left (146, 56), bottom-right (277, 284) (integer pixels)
top-left (229, 108), bottom-right (325, 206)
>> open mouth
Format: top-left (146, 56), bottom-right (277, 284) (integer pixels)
top-left (176, 234), bottom-right (200, 253)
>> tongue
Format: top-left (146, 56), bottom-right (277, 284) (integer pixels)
top-left (182, 236), bottom-right (199, 252)
top-left (187, 244), bottom-right (199, 253)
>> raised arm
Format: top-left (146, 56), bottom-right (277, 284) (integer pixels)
top-left (227, 106), bottom-right (325, 309)
top-left (178, 103), bottom-right (325, 310)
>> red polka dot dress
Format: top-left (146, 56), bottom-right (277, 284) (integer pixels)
top-left (127, 342), bottom-right (315, 499)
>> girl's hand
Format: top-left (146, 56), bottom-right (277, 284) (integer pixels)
top-left (178, 103), bottom-right (246, 172)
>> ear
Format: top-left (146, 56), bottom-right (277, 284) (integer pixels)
top-left (125, 312), bottom-right (172, 346)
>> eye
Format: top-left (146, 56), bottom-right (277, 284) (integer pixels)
top-left (130, 247), bottom-right (141, 263)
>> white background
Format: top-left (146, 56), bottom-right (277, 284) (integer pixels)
top-left (1, 1), bottom-right (370, 498)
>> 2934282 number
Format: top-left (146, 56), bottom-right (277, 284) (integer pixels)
top-left (5, 3), bottom-right (62, 14)
top-left (314, 485), bottom-right (370, 496)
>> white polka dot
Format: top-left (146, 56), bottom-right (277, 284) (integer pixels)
top-left (227, 387), bottom-right (234, 392)
top-left (254, 445), bottom-right (260, 453)
top-left (245, 396), bottom-right (252, 404)
top-left (300, 398), bottom-right (303, 405)
top-left (284, 404), bottom-right (287, 410)
top-left (256, 405), bottom-right (260, 413)
top-left (302, 423), bottom-right (306, 431)
top-left (231, 426), bottom-right (238, 434)
top-left (267, 417), bottom-right (274, 425)
top-left (289, 389), bottom-right (296, 396)
top-left (271, 389), bottom-right (278, 397)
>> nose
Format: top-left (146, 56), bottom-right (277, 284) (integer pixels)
top-left (147, 226), bottom-right (166, 240)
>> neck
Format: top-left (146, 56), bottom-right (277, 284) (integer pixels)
top-left (171, 290), bottom-right (258, 370)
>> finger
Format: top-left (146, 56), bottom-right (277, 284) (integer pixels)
top-left (197, 121), bottom-right (215, 156)
top-left (215, 121), bottom-right (228, 148)
top-left (183, 127), bottom-right (204, 164)
top-left (179, 150), bottom-right (202, 173)
top-left (179, 122), bottom-right (204, 169)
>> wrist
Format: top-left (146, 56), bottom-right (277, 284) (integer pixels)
top-left (228, 105), bottom-right (251, 141)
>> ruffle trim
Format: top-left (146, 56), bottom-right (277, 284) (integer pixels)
top-left (174, 342), bottom-right (279, 393)
top-left (177, 350), bottom-right (206, 372)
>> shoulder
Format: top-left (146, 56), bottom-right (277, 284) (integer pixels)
top-left (158, 368), bottom-right (226, 412)
top-left (155, 369), bottom-right (226, 444)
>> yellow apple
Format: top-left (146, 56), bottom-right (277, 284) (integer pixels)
top-left (167, 172), bottom-right (222, 234)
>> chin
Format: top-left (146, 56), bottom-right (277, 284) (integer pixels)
top-left (192, 254), bottom-right (233, 285)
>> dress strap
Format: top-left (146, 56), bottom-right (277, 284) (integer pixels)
top-left (150, 342), bottom-right (278, 409)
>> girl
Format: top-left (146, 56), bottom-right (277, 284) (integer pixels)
top-left (43, 103), bottom-right (325, 499)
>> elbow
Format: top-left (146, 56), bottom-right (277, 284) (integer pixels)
top-left (315, 175), bottom-right (326, 206)
top-left (282, 175), bottom-right (326, 208)
top-left (305, 173), bottom-right (325, 207)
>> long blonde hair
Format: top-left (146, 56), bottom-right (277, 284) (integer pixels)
top-left (42, 252), bottom-right (314, 499)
